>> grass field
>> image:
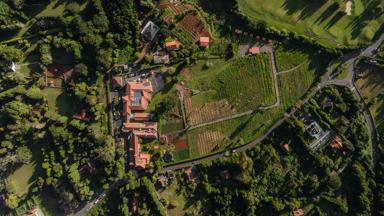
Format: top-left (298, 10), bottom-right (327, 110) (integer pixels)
top-left (188, 55), bottom-right (276, 112)
top-left (355, 63), bottom-right (384, 130)
top-left (237, 0), bottom-right (384, 48)
top-left (43, 88), bottom-right (75, 117)
top-left (275, 47), bottom-right (311, 71)
top-left (159, 181), bottom-right (186, 216)
top-left (7, 163), bottom-right (36, 197)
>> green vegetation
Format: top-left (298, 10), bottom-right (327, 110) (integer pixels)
top-left (355, 62), bottom-right (384, 130)
top-left (188, 55), bottom-right (276, 111)
top-left (187, 107), bottom-right (284, 158)
top-left (159, 179), bottom-right (186, 216)
top-left (170, 86), bottom-right (373, 215)
top-left (237, 0), bottom-right (384, 48)
top-left (7, 163), bottom-right (36, 197)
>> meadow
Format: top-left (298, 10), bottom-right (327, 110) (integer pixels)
top-left (236, 0), bottom-right (384, 48)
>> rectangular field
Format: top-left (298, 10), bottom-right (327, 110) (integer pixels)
top-left (185, 55), bottom-right (277, 126)
top-left (187, 106), bottom-right (284, 158)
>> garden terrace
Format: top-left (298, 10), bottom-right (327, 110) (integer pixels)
top-left (184, 55), bottom-right (276, 126)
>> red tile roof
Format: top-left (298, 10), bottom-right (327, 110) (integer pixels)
top-left (112, 76), bottom-right (124, 88)
top-left (282, 143), bottom-right (290, 152)
top-left (249, 46), bottom-right (260, 55)
top-left (293, 209), bottom-right (304, 216)
top-left (165, 40), bottom-right (181, 51)
top-left (123, 79), bottom-right (158, 169)
top-left (73, 109), bottom-right (90, 121)
top-left (330, 136), bottom-right (343, 150)
top-left (200, 37), bottom-right (210, 48)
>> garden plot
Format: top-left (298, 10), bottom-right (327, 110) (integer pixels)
top-left (197, 131), bottom-right (225, 155)
top-left (185, 55), bottom-right (276, 125)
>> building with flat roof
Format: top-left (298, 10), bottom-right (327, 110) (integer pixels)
top-left (141, 21), bottom-right (160, 41)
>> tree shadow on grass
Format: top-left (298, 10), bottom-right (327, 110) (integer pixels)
top-left (324, 11), bottom-right (346, 30)
top-left (348, 0), bottom-right (384, 40)
top-left (281, 0), bottom-right (327, 21)
top-left (314, 2), bottom-right (340, 25)
top-left (56, 92), bottom-right (75, 117)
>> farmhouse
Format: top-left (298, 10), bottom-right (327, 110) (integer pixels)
top-left (165, 40), bottom-right (181, 51)
top-left (122, 79), bottom-right (158, 169)
top-left (248, 46), bottom-right (260, 55)
top-left (141, 21), bottom-right (160, 41)
top-left (199, 36), bottom-right (210, 48)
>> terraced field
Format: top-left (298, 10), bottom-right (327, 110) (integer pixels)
top-left (186, 55), bottom-right (276, 125)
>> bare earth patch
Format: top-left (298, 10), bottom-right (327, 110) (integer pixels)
top-left (197, 131), bottom-right (225, 155)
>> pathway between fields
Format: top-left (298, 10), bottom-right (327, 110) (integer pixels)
top-left (277, 61), bottom-right (308, 75)
top-left (189, 47), bottom-right (281, 130)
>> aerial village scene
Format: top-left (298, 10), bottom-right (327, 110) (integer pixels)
top-left (0, 0), bottom-right (384, 215)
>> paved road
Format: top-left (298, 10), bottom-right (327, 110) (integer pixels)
top-left (71, 33), bottom-right (384, 216)
top-left (163, 33), bottom-right (384, 172)
top-left (71, 180), bottom-right (127, 216)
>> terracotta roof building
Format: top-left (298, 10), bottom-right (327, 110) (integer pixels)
top-left (293, 209), bottom-right (304, 216)
top-left (199, 37), bottom-right (210, 48)
top-left (72, 109), bottom-right (90, 121)
top-left (23, 208), bottom-right (44, 216)
top-left (281, 143), bottom-right (290, 152)
top-left (330, 136), bottom-right (343, 150)
top-left (112, 76), bottom-right (124, 88)
top-left (122, 79), bottom-right (158, 169)
top-left (165, 40), bottom-right (181, 51)
top-left (184, 167), bottom-right (196, 182)
top-left (249, 46), bottom-right (260, 55)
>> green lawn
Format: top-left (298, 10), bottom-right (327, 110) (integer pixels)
top-left (275, 47), bottom-right (310, 71)
top-left (237, 0), bottom-right (384, 48)
top-left (43, 88), bottom-right (75, 117)
top-left (159, 181), bottom-right (186, 216)
top-left (7, 163), bottom-right (36, 197)
top-left (188, 55), bottom-right (276, 112)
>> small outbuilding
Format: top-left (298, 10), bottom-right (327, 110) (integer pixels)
top-left (248, 46), bottom-right (260, 55)
top-left (199, 37), bottom-right (210, 48)
top-left (165, 40), bottom-right (181, 51)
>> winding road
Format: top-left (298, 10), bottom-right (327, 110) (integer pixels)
top-left (163, 33), bottom-right (384, 171)
top-left (70, 33), bottom-right (384, 216)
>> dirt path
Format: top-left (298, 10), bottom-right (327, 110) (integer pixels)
top-left (277, 61), bottom-right (308, 75)
top-left (189, 48), bottom-right (281, 130)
